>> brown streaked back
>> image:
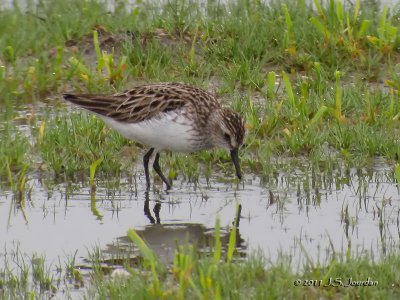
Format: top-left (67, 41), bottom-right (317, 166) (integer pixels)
top-left (63, 82), bottom-right (221, 124)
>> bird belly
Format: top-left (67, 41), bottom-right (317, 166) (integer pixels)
top-left (100, 112), bottom-right (203, 152)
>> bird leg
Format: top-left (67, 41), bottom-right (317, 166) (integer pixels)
top-left (143, 148), bottom-right (154, 190)
top-left (153, 152), bottom-right (171, 190)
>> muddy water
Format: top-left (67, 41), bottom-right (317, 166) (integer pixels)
top-left (1, 159), bottom-right (399, 270)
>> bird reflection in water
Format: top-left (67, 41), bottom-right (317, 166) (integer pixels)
top-left (101, 192), bottom-right (246, 265)
top-left (143, 191), bottom-right (161, 224)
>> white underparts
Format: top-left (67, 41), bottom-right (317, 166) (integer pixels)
top-left (100, 110), bottom-right (204, 152)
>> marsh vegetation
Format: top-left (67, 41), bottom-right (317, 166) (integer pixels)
top-left (1, 0), bottom-right (400, 298)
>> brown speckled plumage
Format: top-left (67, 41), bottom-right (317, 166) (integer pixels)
top-left (64, 83), bottom-right (218, 123)
top-left (63, 82), bottom-right (245, 189)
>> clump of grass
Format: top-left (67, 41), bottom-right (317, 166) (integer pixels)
top-left (67, 29), bottom-right (129, 91)
top-left (31, 255), bottom-right (54, 293)
top-left (38, 112), bottom-right (132, 176)
top-left (0, 249), bottom-right (58, 299)
top-left (0, 128), bottom-right (30, 180)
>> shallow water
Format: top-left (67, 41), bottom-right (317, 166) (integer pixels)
top-left (1, 101), bottom-right (400, 298)
top-left (1, 159), bottom-right (399, 273)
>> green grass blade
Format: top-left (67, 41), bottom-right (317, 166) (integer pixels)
top-left (307, 105), bottom-right (328, 128)
top-left (5, 159), bottom-right (15, 190)
top-left (313, 0), bottom-right (325, 18)
top-left (313, 62), bottom-right (323, 95)
top-left (18, 164), bottom-right (27, 193)
top-left (227, 203), bottom-right (240, 264)
top-left (188, 277), bottom-right (203, 299)
top-left (378, 6), bottom-right (388, 40)
top-left (189, 24), bottom-right (198, 66)
top-left (334, 70), bottom-right (342, 121)
top-left (335, 0), bottom-right (344, 28)
top-left (322, 259), bottom-right (337, 283)
top-left (127, 228), bottom-right (161, 295)
top-left (357, 20), bottom-right (370, 39)
top-left (386, 25), bottom-right (398, 43)
top-left (214, 215), bottom-right (221, 264)
top-left (353, 0), bottom-right (360, 22)
top-left (310, 17), bottom-right (331, 40)
top-left (282, 4), bottom-right (293, 47)
top-left (388, 89), bottom-right (395, 119)
top-left (395, 164), bottom-right (400, 183)
top-left (68, 57), bottom-right (90, 75)
top-left (102, 52), bottom-right (113, 79)
top-left (127, 228), bottom-right (156, 262)
top-left (89, 158), bottom-right (103, 187)
top-left (90, 190), bottom-right (103, 220)
top-left (93, 30), bottom-right (104, 74)
top-left (215, 282), bottom-right (221, 300)
top-left (282, 71), bottom-right (295, 110)
top-left (267, 71), bottom-right (276, 99)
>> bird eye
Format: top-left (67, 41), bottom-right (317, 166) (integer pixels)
top-left (224, 133), bottom-right (231, 141)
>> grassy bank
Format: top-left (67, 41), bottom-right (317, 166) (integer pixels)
top-left (0, 0), bottom-right (399, 188)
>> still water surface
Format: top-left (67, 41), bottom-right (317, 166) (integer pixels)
top-left (2, 159), bottom-right (399, 269)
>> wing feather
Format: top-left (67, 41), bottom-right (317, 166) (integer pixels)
top-left (63, 83), bottom-right (219, 123)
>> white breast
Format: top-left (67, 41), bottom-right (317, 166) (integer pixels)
top-left (100, 111), bottom-right (201, 152)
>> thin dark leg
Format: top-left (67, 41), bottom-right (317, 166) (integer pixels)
top-left (143, 191), bottom-right (155, 224)
top-left (153, 152), bottom-right (171, 190)
top-left (143, 148), bottom-right (154, 190)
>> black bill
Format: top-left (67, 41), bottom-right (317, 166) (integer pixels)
top-left (230, 148), bottom-right (242, 180)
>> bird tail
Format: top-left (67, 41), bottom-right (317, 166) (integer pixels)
top-left (63, 93), bottom-right (79, 102)
top-left (62, 93), bottom-right (117, 116)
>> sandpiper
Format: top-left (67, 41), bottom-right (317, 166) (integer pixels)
top-left (63, 82), bottom-right (245, 189)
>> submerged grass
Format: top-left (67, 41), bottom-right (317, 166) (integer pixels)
top-left (82, 210), bottom-right (400, 299)
top-left (2, 240), bottom-right (400, 299)
top-left (1, 209), bottom-right (400, 299)
top-left (0, 248), bottom-right (57, 299)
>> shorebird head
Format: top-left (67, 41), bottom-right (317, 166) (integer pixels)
top-left (209, 108), bottom-right (245, 179)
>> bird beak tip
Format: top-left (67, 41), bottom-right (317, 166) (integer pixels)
top-left (230, 148), bottom-right (242, 181)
